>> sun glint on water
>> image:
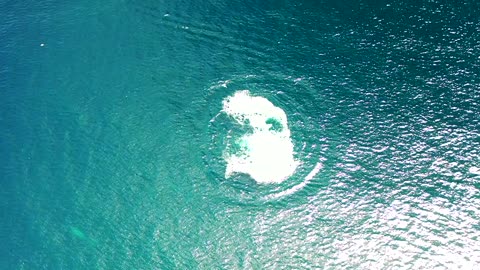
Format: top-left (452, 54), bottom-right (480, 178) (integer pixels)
top-left (222, 90), bottom-right (299, 184)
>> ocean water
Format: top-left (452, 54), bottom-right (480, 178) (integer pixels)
top-left (1, 0), bottom-right (480, 269)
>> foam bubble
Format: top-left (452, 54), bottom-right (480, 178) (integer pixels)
top-left (469, 166), bottom-right (480, 175)
top-left (222, 90), bottom-right (299, 184)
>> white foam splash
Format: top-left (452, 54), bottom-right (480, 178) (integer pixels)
top-left (265, 162), bottom-right (323, 199)
top-left (222, 90), bottom-right (299, 184)
top-left (469, 166), bottom-right (480, 175)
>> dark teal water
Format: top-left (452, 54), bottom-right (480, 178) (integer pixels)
top-left (2, 0), bottom-right (480, 269)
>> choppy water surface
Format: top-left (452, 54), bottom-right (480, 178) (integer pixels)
top-left (2, 0), bottom-right (480, 269)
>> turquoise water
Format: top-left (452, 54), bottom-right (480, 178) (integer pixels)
top-left (2, 0), bottom-right (480, 269)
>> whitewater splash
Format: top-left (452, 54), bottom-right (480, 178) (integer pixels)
top-left (222, 90), bottom-right (299, 184)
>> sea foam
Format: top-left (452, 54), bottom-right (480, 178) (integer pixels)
top-left (222, 90), bottom-right (299, 183)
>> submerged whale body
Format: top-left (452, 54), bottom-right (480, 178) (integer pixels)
top-left (221, 90), bottom-right (299, 184)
